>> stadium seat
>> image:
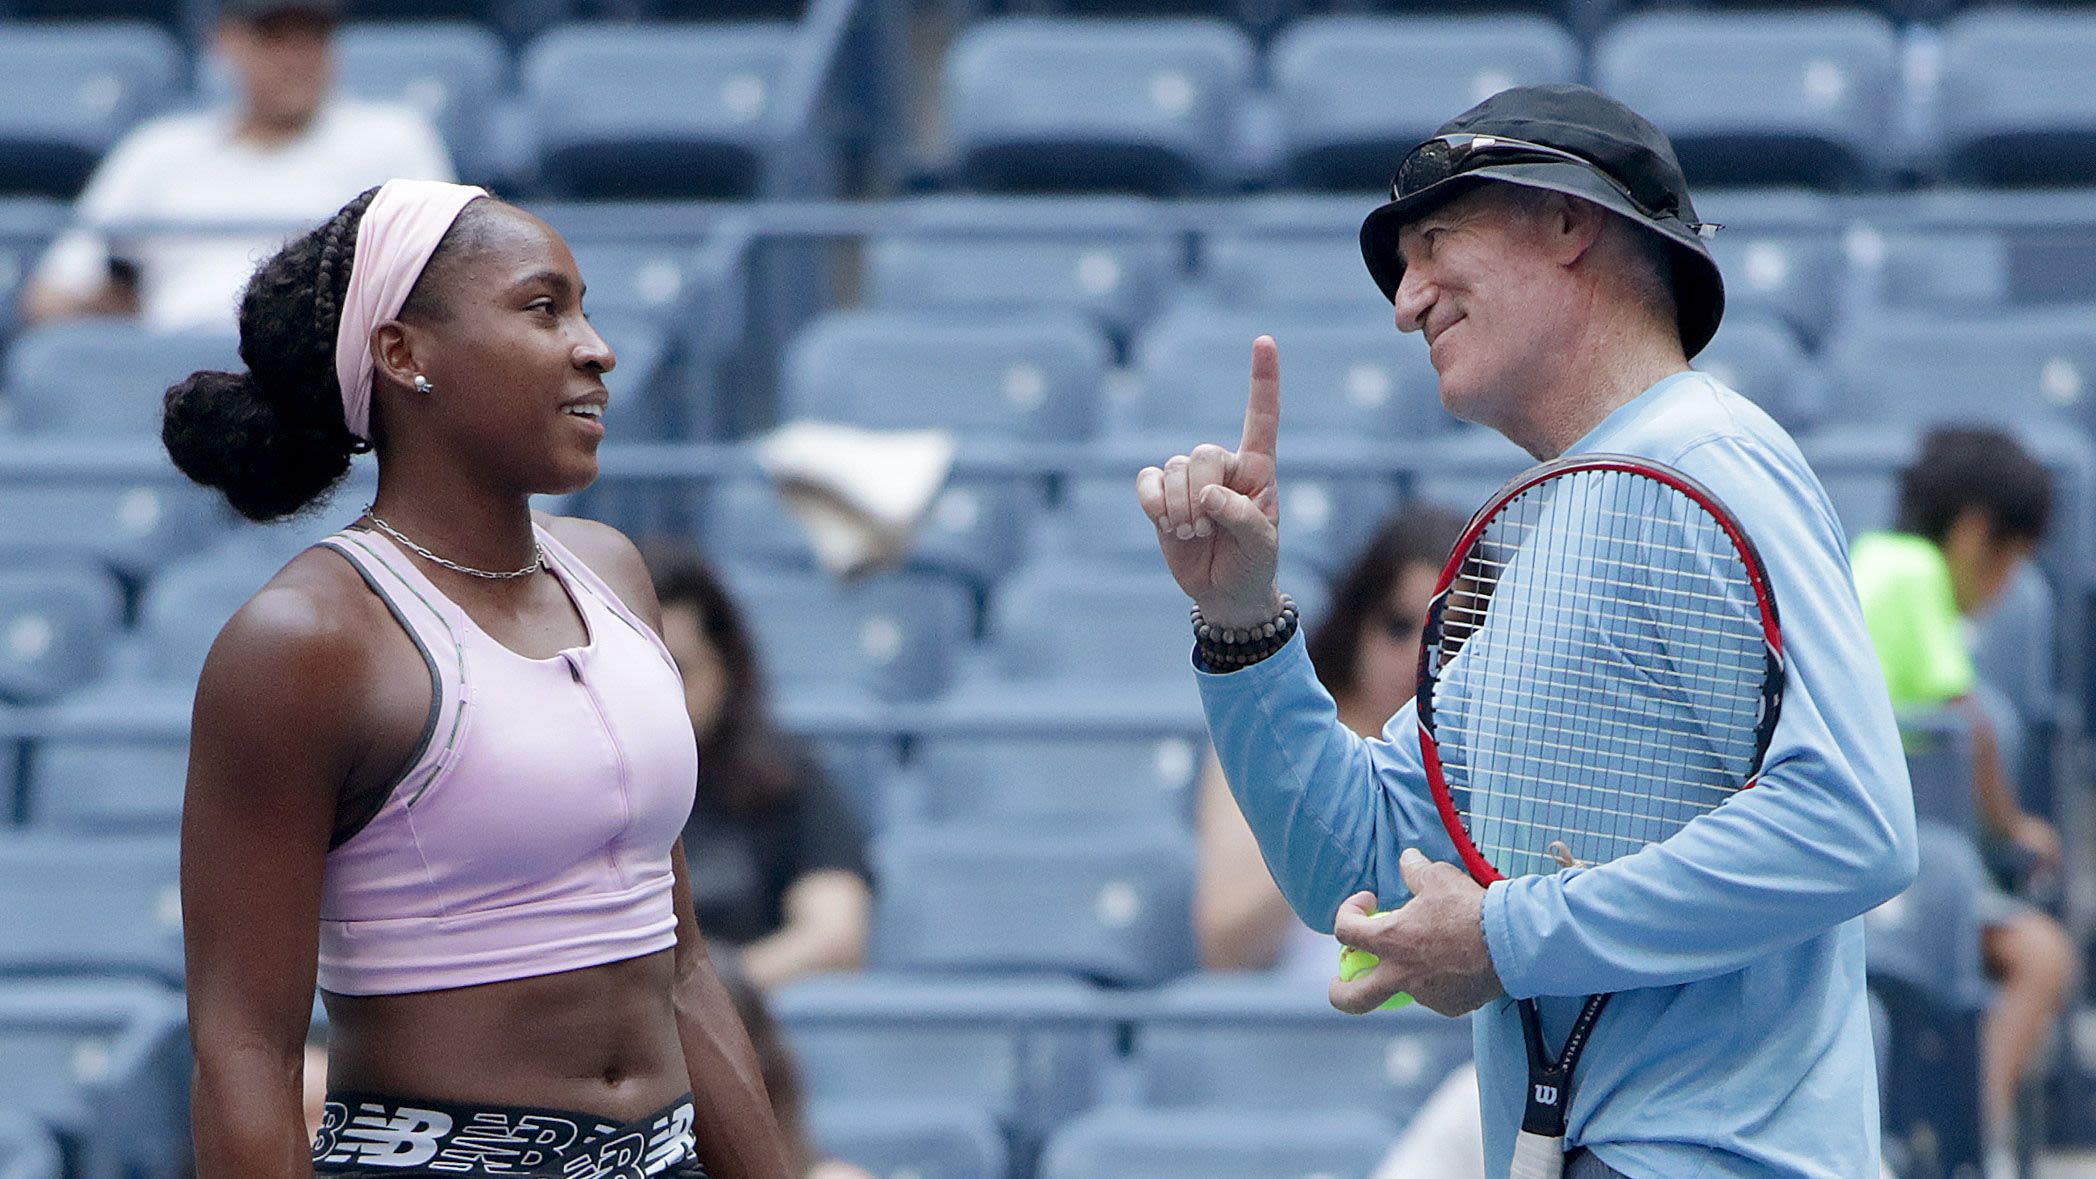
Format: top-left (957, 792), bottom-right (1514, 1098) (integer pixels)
top-left (1858, 188), bottom-right (2096, 313)
top-left (0, 479), bottom-right (229, 580)
top-left (890, 730), bottom-right (1204, 830)
top-left (1692, 188), bottom-right (1849, 348)
top-left (0, 196), bottom-right (67, 343)
top-left (134, 551), bottom-right (284, 685)
top-left (1270, 15), bottom-right (1579, 191)
top-left (524, 23), bottom-right (812, 200)
top-left (1197, 195), bottom-right (1387, 314)
top-left (1865, 822), bottom-right (1989, 1179)
top-left (0, 1110), bottom-right (60, 1179)
top-left (0, 978), bottom-right (187, 1179)
top-left (1593, 12), bottom-right (1902, 190)
top-left (863, 196), bottom-right (1183, 341)
top-left (0, 322), bottom-right (239, 437)
top-left (871, 823), bottom-right (1196, 986)
top-left (805, 1102), bottom-right (1006, 1179)
top-left (0, 22), bottom-right (181, 199)
top-left (702, 475), bottom-right (1038, 596)
top-left (1941, 10), bottom-right (2096, 187)
top-left (1118, 307), bottom-right (1446, 446)
top-left (0, 557), bottom-right (121, 704)
top-left (1048, 473), bottom-right (1400, 582)
top-left (1128, 972), bottom-right (1473, 1121)
top-left (986, 562), bottom-right (1198, 690)
top-left (1405, 427), bottom-right (1533, 514)
top-left (942, 18), bottom-right (1254, 195)
top-left (336, 22), bottom-right (510, 186)
top-left (781, 309), bottom-right (1108, 442)
top-left (717, 566), bottom-right (974, 706)
top-left (1037, 1107), bottom-right (1393, 1179)
top-left (1691, 313), bottom-right (1820, 431)
top-left (775, 973), bottom-right (1117, 1151)
top-left (1824, 308), bottom-right (2096, 436)
top-left (1897, 708), bottom-right (1978, 834)
top-left (1971, 562), bottom-right (2057, 736)
top-left (0, 830), bottom-right (182, 983)
top-left (26, 682), bottom-right (190, 834)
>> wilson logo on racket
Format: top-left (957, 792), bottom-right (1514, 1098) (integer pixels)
top-left (1414, 455), bottom-right (1784, 1179)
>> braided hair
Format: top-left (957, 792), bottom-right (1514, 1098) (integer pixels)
top-left (163, 185), bottom-right (489, 523)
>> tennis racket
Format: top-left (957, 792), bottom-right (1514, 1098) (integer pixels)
top-left (1415, 454), bottom-right (1785, 1179)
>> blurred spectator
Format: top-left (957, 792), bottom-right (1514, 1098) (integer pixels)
top-left (1195, 503), bottom-right (1468, 976)
top-left (23, 0), bottom-right (453, 333)
top-left (1849, 426), bottom-right (2076, 1158)
top-left (648, 545), bottom-right (874, 991)
top-left (720, 967), bottom-right (876, 1179)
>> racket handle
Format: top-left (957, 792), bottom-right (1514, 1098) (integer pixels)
top-left (1508, 1130), bottom-right (1566, 1179)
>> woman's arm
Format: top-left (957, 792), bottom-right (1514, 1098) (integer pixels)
top-left (670, 841), bottom-right (796, 1179)
top-left (1193, 752), bottom-right (1299, 970)
top-left (184, 582), bottom-right (371, 1179)
top-left (739, 870), bottom-right (871, 991)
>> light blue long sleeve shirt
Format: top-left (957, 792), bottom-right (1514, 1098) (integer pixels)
top-left (1199, 372), bottom-right (1918, 1179)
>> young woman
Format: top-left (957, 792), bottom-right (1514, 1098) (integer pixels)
top-left (645, 548), bottom-right (873, 993)
top-left (166, 179), bottom-right (791, 1179)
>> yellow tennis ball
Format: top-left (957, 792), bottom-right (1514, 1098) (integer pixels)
top-left (1337, 943), bottom-right (1414, 1010)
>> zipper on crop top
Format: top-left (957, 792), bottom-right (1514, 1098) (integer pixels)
top-left (563, 651), bottom-right (635, 881)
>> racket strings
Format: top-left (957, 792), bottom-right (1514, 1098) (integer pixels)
top-left (1432, 466), bottom-right (1771, 875)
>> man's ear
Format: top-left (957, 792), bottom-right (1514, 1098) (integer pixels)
top-left (370, 321), bottom-right (421, 394)
top-left (1545, 193), bottom-right (1607, 267)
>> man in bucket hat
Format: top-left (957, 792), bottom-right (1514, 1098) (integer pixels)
top-left (1138, 85), bottom-right (1915, 1178)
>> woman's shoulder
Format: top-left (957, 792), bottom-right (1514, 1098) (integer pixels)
top-left (535, 512), bottom-right (657, 618)
top-left (193, 544), bottom-right (394, 724)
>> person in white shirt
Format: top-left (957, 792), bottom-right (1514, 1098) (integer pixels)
top-left (24, 0), bottom-right (454, 334)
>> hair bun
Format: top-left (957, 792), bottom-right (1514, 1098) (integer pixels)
top-left (163, 368), bottom-right (353, 522)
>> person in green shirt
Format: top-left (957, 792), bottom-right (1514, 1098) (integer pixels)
top-left (1850, 426), bottom-right (2075, 1156)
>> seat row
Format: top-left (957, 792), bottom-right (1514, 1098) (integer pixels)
top-left (10, 8), bottom-right (2096, 203)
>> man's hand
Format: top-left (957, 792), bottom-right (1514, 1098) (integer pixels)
top-left (1330, 849), bottom-right (1504, 1017)
top-left (1136, 335), bottom-right (1282, 631)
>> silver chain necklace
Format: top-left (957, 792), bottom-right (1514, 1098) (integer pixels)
top-left (363, 506), bottom-right (546, 580)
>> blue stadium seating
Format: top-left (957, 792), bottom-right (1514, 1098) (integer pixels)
top-left (1593, 12), bottom-right (1902, 190)
top-left (0, 978), bottom-right (186, 1179)
top-left (717, 565), bottom-right (974, 708)
top-left (871, 823), bottom-right (1196, 986)
top-left (1858, 188), bottom-right (2096, 313)
top-left (1898, 708), bottom-right (1978, 835)
top-left (0, 196), bottom-right (66, 345)
top-left (775, 973), bottom-right (1118, 1152)
top-left (985, 561), bottom-right (1198, 690)
top-left (1405, 427), bottom-right (1533, 514)
top-left (0, 831), bottom-right (181, 982)
top-left (1197, 195), bottom-right (1385, 314)
top-left (0, 557), bottom-right (122, 704)
top-left (782, 309), bottom-right (1108, 441)
top-left (1117, 307), bottom-right (1447, 446)
top-left (1691, 313), bottom-right (1820, 431)
top-left (0, 22), bottom-right (181, 199)
top-left (806, 1102), bottom-right (1007, 1179)
top-left (943, 18), bottom-right (1254, 195)
top-left (0, 479), bottom-right (228, 580)
top-left (1940, 10), bottom-right (2096, 187)
top-left (864, 196), bottom-right (1184, 341)
top-left (1047, 473), bottom-right (1399, 583)
top-left (1972, 562), bottom-right (2058, 737)
top-left (890, 730), bottom-right (1204, 830)
top-left (1037, 1107), bottom-right (1393, 1179)
top-left (524, 23), bottom-right (813, 199)
top-left (26, 682), bottom-right (190, 834)
top-left (1824, 308), bottom-right (2096, 436)
top-left (1692, 188), bottom-right (1850, 348)
top-left (336, 22), bottom-right (512, 187)
top-left (1866, 822), bottom-right (1990, 1179)
top-left (0, 322), bottom-right (239, 437)
top-left (1128, 972), bottom-right (1473, 1122)
top-left (1270, 15), bottom-right (1580, 191)
top-left (0, 1110), bottom-right (60, 1179)
top-left (134, 551), bottom-right (284, 685)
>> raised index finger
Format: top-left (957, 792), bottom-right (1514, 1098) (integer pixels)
top-left (1238, 334), bottom-right (1280, 461)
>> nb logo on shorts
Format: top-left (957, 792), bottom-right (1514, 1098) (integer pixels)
top-left (1533, 1083), bottom-right (1561, 1108)
top-left (319, 1104), bottom-right (455, 1169)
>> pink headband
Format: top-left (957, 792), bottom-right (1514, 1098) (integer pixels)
top-left (332, 178), bottom-right (488, 442)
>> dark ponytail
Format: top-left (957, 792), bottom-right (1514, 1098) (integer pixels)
top-left (162, 185), bottom-right (381, 523)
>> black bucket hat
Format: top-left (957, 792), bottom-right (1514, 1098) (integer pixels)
top-left (1359, 83), bottom-right (1726, 359)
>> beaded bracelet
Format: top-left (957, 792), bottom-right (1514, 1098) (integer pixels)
top-left (1191, 594), bottom-right (1299, 671)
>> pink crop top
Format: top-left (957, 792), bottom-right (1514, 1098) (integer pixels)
top-left (312, 524), bottom-right (697, 996)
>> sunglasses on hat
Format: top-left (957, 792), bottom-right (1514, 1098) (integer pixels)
top-left (1393, 134), bottom-right (1723, 240)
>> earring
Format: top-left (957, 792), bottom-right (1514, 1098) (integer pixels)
top-left (413, 374), bottom-right (434, 394)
